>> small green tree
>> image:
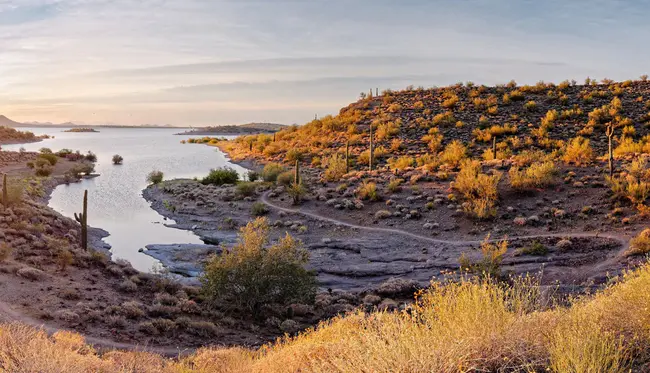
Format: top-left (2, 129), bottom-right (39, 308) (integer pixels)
top-left (201, 218), bottom-right (316, 316)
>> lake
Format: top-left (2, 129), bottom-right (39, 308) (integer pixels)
top-left (4, 127), bottom-right (247, 272)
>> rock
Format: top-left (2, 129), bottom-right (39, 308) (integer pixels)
top-left (279, 319), bottom-right (300, 334)
top-left (556, 239), bottom-right (572, 250)
top-left (362, 294), bottom-right (382, 306)
top-left (513, 217), bottom-right (527, 226)
top-left (378, 298), bottom-right (398, 312)
top-left (376, 277), bottom-right (419, 297)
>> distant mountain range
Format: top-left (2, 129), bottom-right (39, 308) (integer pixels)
top-left (0, 115), bottom-right (183, 129)
top-left (176, 122), bottom-right (288, 136)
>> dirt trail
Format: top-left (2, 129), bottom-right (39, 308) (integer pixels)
top-left (261, 192), bottom-right (632, 274)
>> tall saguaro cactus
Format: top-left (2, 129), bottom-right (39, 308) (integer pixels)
top-left (2, 174), bottom-right (7, 207)
top-left (345, 140), bottom-right (350, 174)
top-left (74, 190), bottom-right (88, 251)
top-left (294, 160), bottom-right (300, 185)
top-left (369, 124), bottom-right (374, 171)
top-left (606, 123), bottom-right (615, 178)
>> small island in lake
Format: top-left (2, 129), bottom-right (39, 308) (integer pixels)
top-left (64, 127), bottom-right (99, 133)
top-left (176, 122), bottom-right (287, 136)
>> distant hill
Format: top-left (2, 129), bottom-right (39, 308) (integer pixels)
top-left (0, 115), bottom-right (23, 127)
top-left (177, 122), bottom-right (288, 135)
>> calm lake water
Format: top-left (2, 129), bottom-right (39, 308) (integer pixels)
top-left (4, 127), bottom-right (247, 272)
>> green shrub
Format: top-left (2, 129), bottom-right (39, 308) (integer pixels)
top-left (201, 218), bottom-right (316, 315)
top-left (277, 171), bottom-right (294, 186)
top-left (251, 202), bottom-right (269, 216)
top-left (38, 153), bottom-right (58, 166)
top-left (236, 182), bottom-right (257, 197)
top-left (35, 166), bottom-right (53, 177)
top-left (323, 154), bottom-right (347, 181)
top-left (357, 181), bottom-right (379, 201)
top-left (112, 154), bottom-right (124, 165)
top-left (287, 182), bottom-right (307, 205)
top-left (85, 151), bottom-right (97, 162)
top-left (262, 163), bottom-right (285, 182)
top-left (516, 241), bottom-right (548, 256)
top-left (147, 170), bottom-right (164, 184)
top-left (247, 171), bottom-right (259, 182)
top-left (202, 167), bottom-right (239, 186)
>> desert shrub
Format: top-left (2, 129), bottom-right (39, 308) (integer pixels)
top-left (287, 182), bottom-right (307, 205)
top-left (422, 128), bottom-right (443, 152)
top-left (387, 156), bottom-right (414, 171)
top-left (357, 181), bottom-right (379, 201)
top-left (432, 111), bottom-right (456, 127)
top-left (84, 151), bottom-right (97, 162)
top-left (112, 154), bottom-right (123, 165)
top-left (0, 243), bottom-right (11, 262)
top-left (440, 140), bottom-right (467, 168)
top-left (262, 163), bottom-right (285, 182)
top-left (38, 153), bottom-right (58, 166)
top-left (235, 182), bottom-right (256, 197)
top-left (118, 279), bottom-right (138, 293)
top-left (473, 125), bottom-right (517, 142)
top-left (323, 154), bottom-right (347, 181)
top-left (516, 241), bottom-right (548, 256)
top-left (147, 170), bottom-right (164, 184)
top-left (285, 149), bottom-right (304, 163)
top-left (138, 321), bottom-right (158, 335)
top-left (202, 167), bottom-right (239, 186)
top-left (562, 137), bottom-right (593, 165)
top-left (251, 202), bottom-right (269, 217)
top-left (387, 178), bottom-right (403, 193)
top-left (187, 320), bottom-right (220, 337)
top-left (442, 94), bottom-right (459, 109)
top-left (151, 318), bottom-right (176, 334)
top-left (459, 235), bottom-right (508, 278)
top-left (453, 160), bottom-right (501, 219)
top-left (375, 210), bottom-right (392, 219)
top-left (35, 166), bottom-right (52, 177)
top-left (247, 170), bottom-right (259, 182)
top-left (201, 218), bottom-right (316, 315)
top-left (524, 100), bottom-right (537, 111)
top-left (509, 161), bottom-right (557, 190)
top-left (56, 249), bottom-right (74, 271)
top-left (120, 301), bottom-right (145, 319)
top-left (276, 171), bottom-right (294, 186)
top-left (626, 229), bottom-right (650, 256)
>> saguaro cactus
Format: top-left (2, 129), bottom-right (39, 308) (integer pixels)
top-left (606, 123), bottom-right (615, 177)
top-left (345, 140), bottom-right (350, 174)
top-left (376, 88), bottom-right (379, 97)
top-left (74, 190), bottom-right (88, 251)
top-left (294, 160), bottom-right (300, 185)
top-left (369, 124), bottom-right (374, 171)
top-left (2, 174), bottom-right (7, 207)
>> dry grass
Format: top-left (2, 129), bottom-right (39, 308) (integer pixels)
top-left (509, 161), bottom-right (557, 190)
top-left (562, 136), bottom-right (594, 165)
top-left (5, 261), bottom-right (650, 371)
top-left (453, 160), bottom-right (501, 218)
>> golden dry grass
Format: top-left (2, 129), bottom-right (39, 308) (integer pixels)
top-left (3, 262), bottom-right (650, 372)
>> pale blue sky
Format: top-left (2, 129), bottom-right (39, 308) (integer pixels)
top-left (0, 0), bottom-right (648, 126)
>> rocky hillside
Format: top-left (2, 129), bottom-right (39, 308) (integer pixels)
top-left (218, 78), bottom-right (650, 164)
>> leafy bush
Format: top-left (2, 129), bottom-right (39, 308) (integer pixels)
top-left (509, 161), bottom-right (557, 190)
top-left (626, 229), bottom-right (650, 256)
top-left (147, 170), bottom-right (164, 184)
top-left (251, 202), bottom-right (269, 216)
top-left (276, 171), bottom-right (294, 186)
top-left (323, 154), bottom-right (347, 181)
top-left (357, 181), bottom-right (379, 201)
top-left (202, 167), bottom-right (239, 186)
top-left (459, 234), bottom-right (508, 278)
top-left (84, 151), bottom-right (97, 162)
top-left (562, 137), bottom-right (593, 165)
top-left (236, 182), bottom-right (257, 197)
top-left (440, 140), bottom-right (467, 168)
top-left (262, 163), bottom-right (285, 182)
top-left (201, 218), bottom-right (316, 315)
top-left (112, 154), bottom-right (123, 165)
top-left (453, 160), bottom-right (501, 219)
top-left (287, 182), bottom-right (307, 205)
top-left (38, 153), bottom-right (58, 166)
top-left (247, 171), bottom-right (259, 182)
top-left (35, 165), bottom-right (53, 177)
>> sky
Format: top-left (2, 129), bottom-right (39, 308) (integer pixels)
top-left (0, 0), bottom-right (649, 127)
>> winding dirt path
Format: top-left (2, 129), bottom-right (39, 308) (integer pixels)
top-left (261, 192), bottom-right (632, 273)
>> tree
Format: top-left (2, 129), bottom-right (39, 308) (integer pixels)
top-left (201, 218), bottom-right (316, 316)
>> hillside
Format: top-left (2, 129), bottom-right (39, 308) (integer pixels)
top-left (0, 115), bottom-right (23, 127)
top-left (0, 126), bottom-right (44, 145)
top-left (177, 122), bottom-right (287, 136)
